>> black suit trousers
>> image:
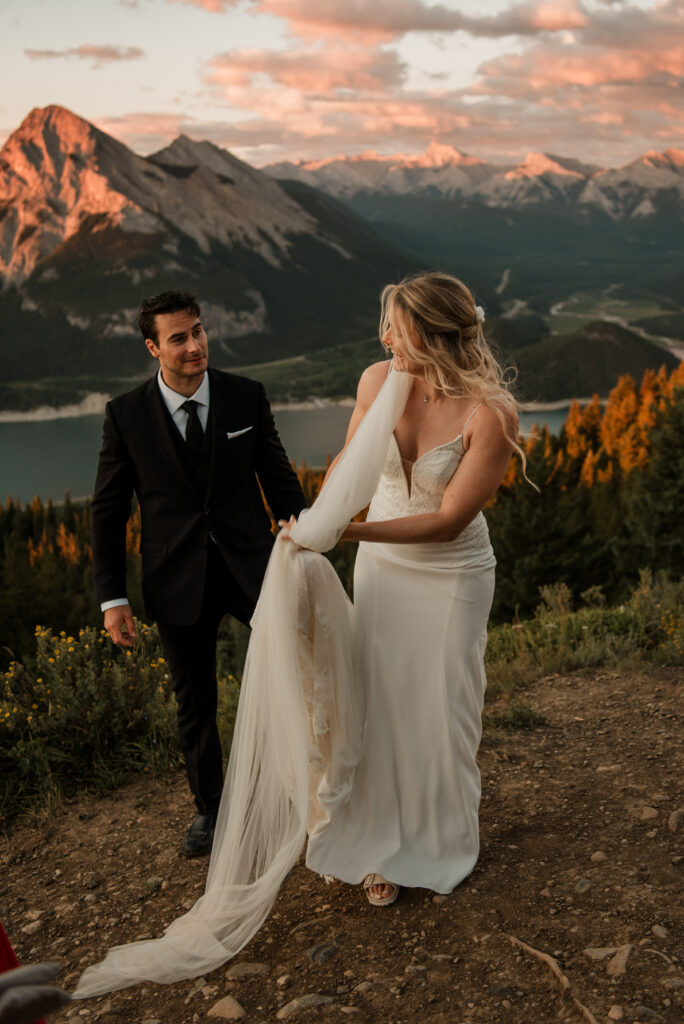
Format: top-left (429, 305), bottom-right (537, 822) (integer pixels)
top-left (156, 542), bottom-right (256, 815)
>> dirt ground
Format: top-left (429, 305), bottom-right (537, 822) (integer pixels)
top-left (2, 665), bottom-right (682, 1024)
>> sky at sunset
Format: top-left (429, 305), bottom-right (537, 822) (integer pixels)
top-left (1, 0), bottom-right (682, 167)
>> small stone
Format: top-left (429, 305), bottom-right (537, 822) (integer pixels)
top-left (26, 909), bottom-right (42, 921)
top-left (640, 806), bottom-right (658, 822)
top-left (276, 974), bottom-right (291, 989)
top-left (584, 947), bottom-right (618, 961)
top-left (646, 829), bottom-right (658, 838)
top-left (590, 851), bottom-right (607, 863)
top-left (540, 887), bottom-right (552, 898)
top-left (502, 999), bottom-right (512, 1009)
top-left (208, 995), bottom-right (246, 1020)
top-left (633, 1006), bottom-right (664, 1021)
top-left (276, 994), bottom-right (334, 1019)
top-left (606, 945), bottom-right (632, 977)
top-left (307, 940), bottom-right (337, 965)
top-left (144, 876), bottom-right (163, 894)
top-left (661, 977), bottom-right (684, 990)
top-left (354, 981), bottom-right (372, 994)
top-left (668, 809), bottom-right (684, 832)
top-left (608, 1006), bottom-right (623, 1021)
top-left (651, 924), bottom-right (668, 939)
top-left (225, 962), bottom-right (269, 980)
top-left (336, 985), bottom-right (350, 995)
top-left (575, 878), bottom-right (591, 894)
top-left (84, 872), bottom-right (99, 890)
top-left (343, 970), bottom-right (355, 979)
top-left (21, 920), bottom-right (42, 936)
top-left (339, 1009), bottom-right (360, 1016)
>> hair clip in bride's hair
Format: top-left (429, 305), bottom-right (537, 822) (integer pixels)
top-left (475, 305), bottom-right (485, 325)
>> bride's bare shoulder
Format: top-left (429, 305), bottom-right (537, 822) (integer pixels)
top-left (357, 360), bottom-right (392, 407)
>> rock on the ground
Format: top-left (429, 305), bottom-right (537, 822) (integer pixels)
top-left (276, 994), bottom-right (335, 1019)
top-left (225, 962), bottom-right (269, 980)
top-left (276, 974), bottom-right (291, 989)
top-left (668, 808), bottom-right (683, 832)
top-left (208, 995), bottom-right (247, 1019)
top-left (639, 806), bottom-right (658, 822)
top-left (607, 1007), bottom-right (623, 1021)
top-left (307, 940), bottom-right (337, 964)
top-left (584, 947), bottom-right (617, 961)
top-left (21, 920), bottom-right (42, 935)
top-left (606, 944), bottom-right (632, 977)
top-left (590, 850), bottom-right (607, 863)
top-left (651, 924), bottom-right (668, 939)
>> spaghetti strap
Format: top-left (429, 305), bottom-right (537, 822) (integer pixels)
top-left (461, 403), bottom-right (482, 434)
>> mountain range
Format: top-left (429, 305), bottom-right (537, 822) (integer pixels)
top-left (0, 106), bottom-right (680, 411)
top-left (265, 142), bottom-right (684, 220)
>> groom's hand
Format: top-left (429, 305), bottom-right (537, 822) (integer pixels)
top-left (104, 604), bottom-right (137, 647)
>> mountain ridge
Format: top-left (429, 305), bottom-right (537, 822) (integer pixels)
top-left (264, 142), bottom-right (684, 219)
top-left (0, 104), bottom-right (415, 376)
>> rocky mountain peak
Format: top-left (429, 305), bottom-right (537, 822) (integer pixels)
top-left (399, 141), bottom-right (475, 169)
top-left (0, 105), bottom-right (330, 286)
top-left (507, 152), bottom-right (583, 180)
top-left (2, 105), bottom-right (102, 186)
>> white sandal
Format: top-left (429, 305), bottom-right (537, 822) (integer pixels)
top-left (363, 873), bottom-right (400, 907)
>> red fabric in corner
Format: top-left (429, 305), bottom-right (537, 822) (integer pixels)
top-left (0, 921), bottom-right (47, 1024)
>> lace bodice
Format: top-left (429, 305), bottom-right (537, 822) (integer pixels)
top-left (366, 432), bottom-right (495, 568)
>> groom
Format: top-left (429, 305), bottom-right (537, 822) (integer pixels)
top-left (91, 290), bottom-right (307, 856)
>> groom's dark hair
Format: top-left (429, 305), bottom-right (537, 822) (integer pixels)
top-left (138, 290), bottom-right (201, 343)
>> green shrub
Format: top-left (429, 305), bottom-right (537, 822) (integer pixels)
top-left (485, 570), bottom-right (684, 701)
top-left (0, 621), bottom-right (239, 819)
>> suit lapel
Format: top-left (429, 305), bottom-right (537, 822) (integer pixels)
top-left (142, 377), bottom-right (197, 496)
top-left (205, 370), bottom-right (235, 503)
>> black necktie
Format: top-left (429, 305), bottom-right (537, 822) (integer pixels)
top-left (181, 400), bottom-right (203, 458)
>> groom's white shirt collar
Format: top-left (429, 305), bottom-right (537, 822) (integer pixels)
top-left (157, 368), bottom-right (210, 433)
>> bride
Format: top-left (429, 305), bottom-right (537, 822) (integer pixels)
top-left (75, 271), bottom-right (522, 997)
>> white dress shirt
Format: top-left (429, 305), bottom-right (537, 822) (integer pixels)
top-left (101, 370), bottom-right (210, 612)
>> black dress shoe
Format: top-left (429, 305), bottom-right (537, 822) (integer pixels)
top-left (181, 813), bottom-right (217, 858)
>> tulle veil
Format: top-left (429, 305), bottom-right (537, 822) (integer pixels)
top-left (75, 366), bottom-right (411, 998)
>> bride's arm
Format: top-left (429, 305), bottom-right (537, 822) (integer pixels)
top-left (341, 406), bottom-right (514, 544)
top-left (319, 360), bottom-right (392, 487)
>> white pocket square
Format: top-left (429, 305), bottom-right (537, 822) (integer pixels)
top-left (226, 426), bottom-right (253, 439)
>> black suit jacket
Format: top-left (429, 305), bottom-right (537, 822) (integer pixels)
top-left (91, 368), bottom-right (307, 624)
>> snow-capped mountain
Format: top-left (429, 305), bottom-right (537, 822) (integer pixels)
top-left (0, 106), bottom-right (411, 370)
top-left (266, 142), bottom-right (495, 199)
top-left (265, 144), bottom-right (684, 219)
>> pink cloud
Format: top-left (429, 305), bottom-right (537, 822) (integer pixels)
top-left (166, 0), bottom-right (588, 42)
top-left (80, 0), bottom-right (684, 168)
top-left (207, 44), bottom-right (405, 92)
top-left (24, 45), bottom-right (144, 68)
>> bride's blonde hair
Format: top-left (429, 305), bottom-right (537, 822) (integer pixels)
top-left (380, 270), bottom-right (528, 472)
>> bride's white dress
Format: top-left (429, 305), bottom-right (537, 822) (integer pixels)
top-left (75, 368), bottom-right (496, 998)
top-left (306, 425), bottom-right (495, 893)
